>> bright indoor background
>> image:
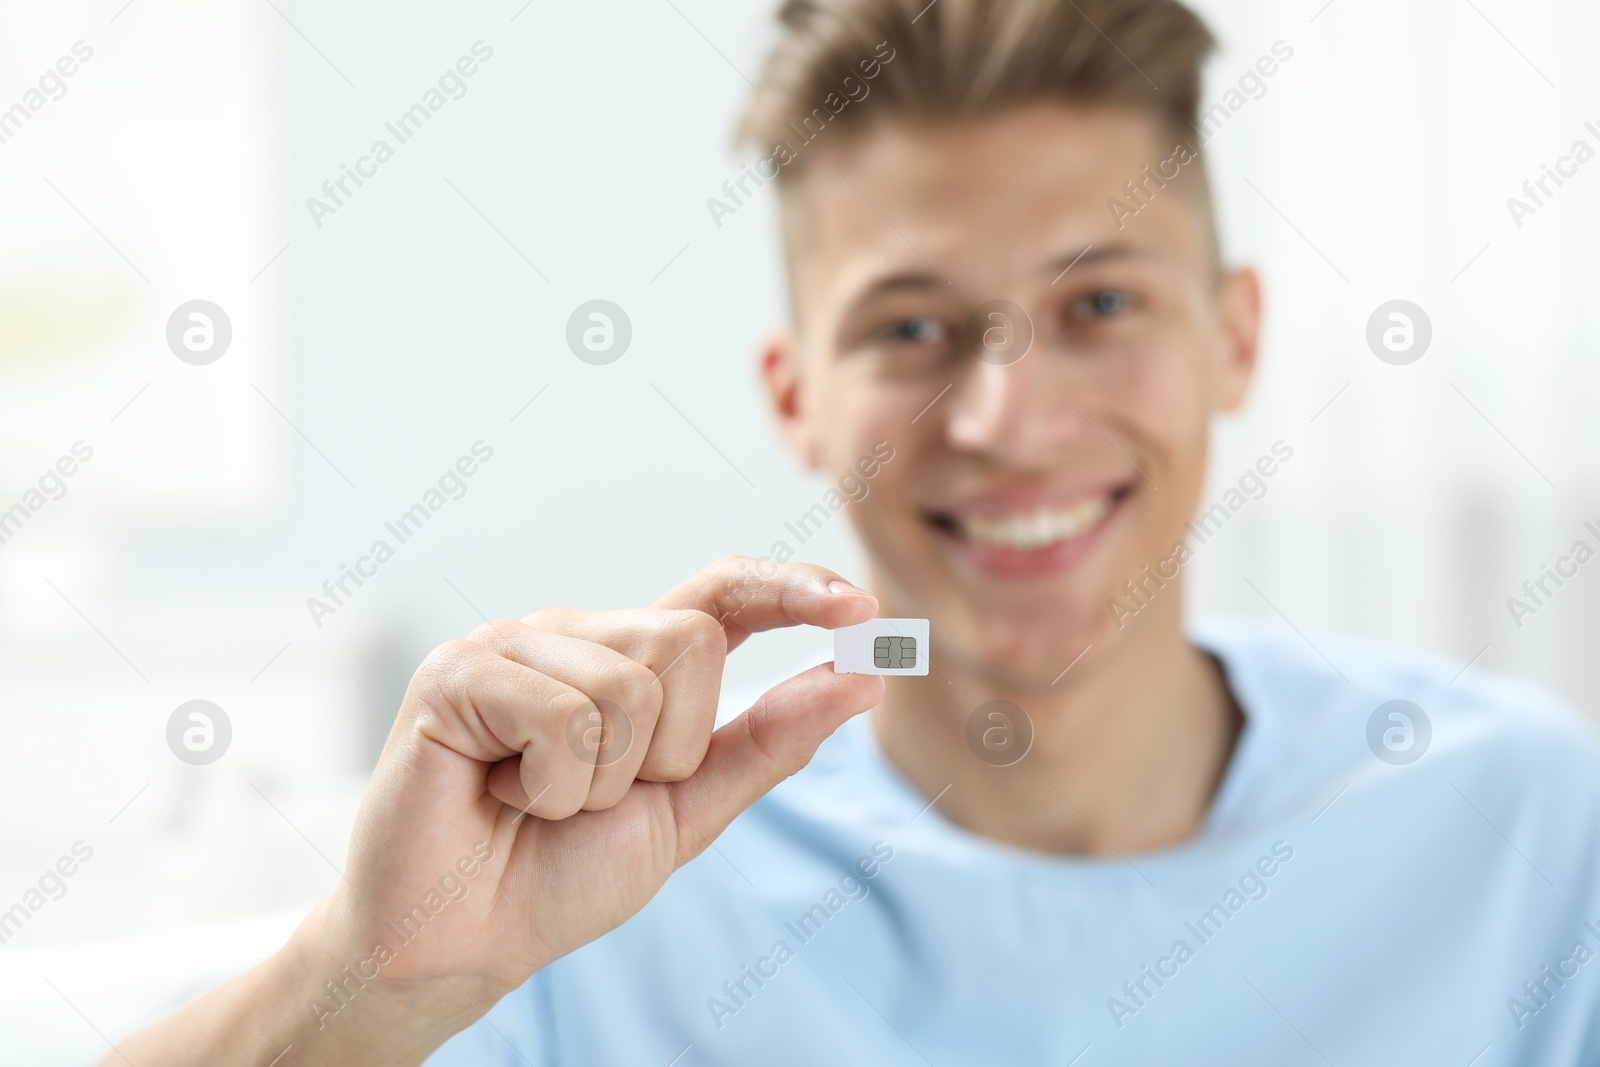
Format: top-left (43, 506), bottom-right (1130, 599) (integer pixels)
top-left (1, 0), bottom-right (1596, 1061)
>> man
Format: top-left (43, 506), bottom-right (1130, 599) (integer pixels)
top-left (116, 0), bottom-right (1600, 1063)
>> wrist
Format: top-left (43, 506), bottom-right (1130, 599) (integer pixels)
top-left (271, 897), bottom-right (495, 1066)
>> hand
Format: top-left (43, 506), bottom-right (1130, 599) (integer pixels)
top-left (314, 557), bottom-right (884, 1025)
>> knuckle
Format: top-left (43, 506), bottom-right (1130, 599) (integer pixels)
top-left (521, 607), bottom-right (574, 632)
top-left (467, 619), bottom-right (523, 647)
top-left (671, 608), bottom-right (728, 658)
top-left (608, 660), bottom-right (664, 716)
top-left (437, 637), bottom-right (484, 663)
top-left (715, 553), bottom-right (763, 587)
top-left (544, 688), bottom-right (590, 734)
top-left (521, 607), bottom-right (592, 633)
top-left (417, 638), bottom-right (483, 685)
top-left (408, 639), bottom-right (490, 717)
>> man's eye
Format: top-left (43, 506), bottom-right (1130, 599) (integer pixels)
top-left (881, 315), bottom-right (948, 343)
top-left (1074, 289), bottom-right (1133, 319)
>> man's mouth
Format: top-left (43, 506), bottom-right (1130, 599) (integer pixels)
top-left (923, 482), bottom-right (1133, 577)
top-left (946, 494), bottom-right (1113, 549)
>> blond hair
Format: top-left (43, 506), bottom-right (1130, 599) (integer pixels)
top-left (738, 0), bottom-right (1216, 174)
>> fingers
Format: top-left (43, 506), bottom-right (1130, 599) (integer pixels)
top-left (651, 556), bottom-right (880, 652)
top-left (519, 608), bottom-right (725, 782)
top-left (466, 622), bottom-right (665, 810)
top-left (408, 559), bottom-right (880, 827)
top-left (666, 663), bottom-right (884, 866)
top-left (409, 640), bottom-right (598, 819)
top-left (423, 610), bottom-right (728, 817)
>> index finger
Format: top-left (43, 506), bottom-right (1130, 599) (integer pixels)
top-left (652, 556), bottom-right (879, 651)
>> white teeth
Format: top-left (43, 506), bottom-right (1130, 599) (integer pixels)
top-left (956, 496), bottom-right (1112, 550)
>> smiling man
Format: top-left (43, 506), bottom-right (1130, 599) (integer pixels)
top-left (114, 1), bottom-right (1600, 1065)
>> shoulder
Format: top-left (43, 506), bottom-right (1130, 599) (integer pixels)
top-left (1195, 617), bottom-right (1600, 801)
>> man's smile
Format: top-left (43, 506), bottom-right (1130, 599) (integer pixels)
top-left (922, 477), bottom-right (1137, 579)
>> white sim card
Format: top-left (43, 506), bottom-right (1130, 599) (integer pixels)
top-left (832, 618), bottom-right (930, 676)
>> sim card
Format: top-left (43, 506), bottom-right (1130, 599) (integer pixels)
top-left (832, 618), bottom-right (930, 676)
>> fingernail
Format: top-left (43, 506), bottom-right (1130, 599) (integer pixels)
top-left (827, 579), bottom-right (873, 597)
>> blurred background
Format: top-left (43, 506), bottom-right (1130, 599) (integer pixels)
top-left (1, 0), bottom-right (1596, 1061)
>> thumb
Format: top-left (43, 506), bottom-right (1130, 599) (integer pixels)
top-left (664, 663), bottom-right (884, 866)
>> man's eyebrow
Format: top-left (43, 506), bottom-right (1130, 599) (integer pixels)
top-left (841, 244), bottom-right (1164, 312)
top-left (1045, 244), bottom-right (1158, 284)
top-left (851, 270), bottom-right (950, 303)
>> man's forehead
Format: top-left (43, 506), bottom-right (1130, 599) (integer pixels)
top-left (774, 106), bottom-right (1213, 324)
top-left (791, 105), bottom-right (1170, 208)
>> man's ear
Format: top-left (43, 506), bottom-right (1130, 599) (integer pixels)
top-left (1215, 266), bottom-right (1262, 414)
top-left (759, 328), bottom-right (823, 470)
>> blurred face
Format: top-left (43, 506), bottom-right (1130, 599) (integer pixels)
top-left (763, 104), bottom-right (1260, 690)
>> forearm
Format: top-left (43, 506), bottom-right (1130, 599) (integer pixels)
top-left (107, 899), bottom-right (487, 1067)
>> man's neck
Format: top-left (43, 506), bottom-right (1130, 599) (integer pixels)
top-left (867, 590), bottom-right (1242, 857)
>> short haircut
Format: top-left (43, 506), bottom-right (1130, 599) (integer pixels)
top-left (736, 0), bottom-right (1225, 325)
top-left (737, 0), bottom-right (1217, 179)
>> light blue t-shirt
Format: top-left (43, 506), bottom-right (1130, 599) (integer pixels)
top-left (428, 621), bottom-right (1600, 1066)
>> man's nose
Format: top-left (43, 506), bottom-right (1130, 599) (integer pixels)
top-left (944, 353), bottom-right (1095, 462)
